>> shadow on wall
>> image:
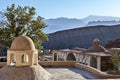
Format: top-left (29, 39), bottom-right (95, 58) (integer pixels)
top-left (67, 53), bottom-right (76, 61)
top-left (90, 57), bottom-right (97, 68)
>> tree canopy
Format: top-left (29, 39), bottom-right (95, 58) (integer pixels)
top-left (111, 50), bottom-right (120, 71)
top-left (0, 4), bottom-right (48, 52)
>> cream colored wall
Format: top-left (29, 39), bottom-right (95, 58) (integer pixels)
top-left (52, 51), bottom-right (103, 71)
top-left (0, 61), bottom-right (76, 67)
top-left (7, 50), bottom-right (38, 66)
top-left (75, 63), bottom-right (120, 79)
top-left (97, 56), bottom-right (101, 70)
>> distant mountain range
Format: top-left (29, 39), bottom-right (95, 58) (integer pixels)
top-left (86, 20), bottom-right (120, 26)
top-left (43, 15), bottom-right (120, 33)
top-left (42, 25), bottom-right (120, 50)
top-left (43, 17), bottom-right (85, 33)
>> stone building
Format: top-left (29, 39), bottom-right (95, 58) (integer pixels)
top-left (0, 36), bottom-right (51, 80)
top-left (52, 38), bottom-right (113, 71)
top-left (83, 38), bottom-right (113, 71)
top-left (7, 36), bottom-right (38, 66)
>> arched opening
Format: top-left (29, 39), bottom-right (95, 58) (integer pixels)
top-left (21, 54), bottom-right (28, 63)
top-left (54, 53), bottom-right (57, 61)
top-left (67, 53), bottom-right (76, 61)
top-left (10, 53), bottom-right (15, 65)
top-left (90, 57), bottom-right (97, 68)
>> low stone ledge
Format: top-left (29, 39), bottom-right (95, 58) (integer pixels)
top-left (75, 63), bottom-right (120, 79)
top-left (0, 61), bottom-right (76, 68)
top-left (0, 62), bottom-right (6, 68)
top-left (39, 61), bottom-right (76, 67)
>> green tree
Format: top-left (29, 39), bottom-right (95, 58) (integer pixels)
top-left (0, 4), bottom-right (48, 52)
top-left (111, 50), bottom-right (120, 71)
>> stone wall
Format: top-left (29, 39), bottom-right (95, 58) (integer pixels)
top-left (1, 62), bottom-right (120, 79)
top-left (0, 61), bottom-right (76, 67)
top-left (42, 25), bottom-right (120, 50)
top-left (0, 62), bottom-right (6, 68)
top-left (75, 63), bottom-right (120, 79)
top-left (39, 61), bottom-right (76, 67)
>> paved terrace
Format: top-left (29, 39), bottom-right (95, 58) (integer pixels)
top-left (45, 67), bottom-right (101, 80)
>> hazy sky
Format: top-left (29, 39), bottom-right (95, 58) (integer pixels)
top-left (0, 0), bottom-right (120, 19)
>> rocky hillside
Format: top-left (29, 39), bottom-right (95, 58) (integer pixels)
top-left (42, 25), bottom-right (120, 50)
top-left (105, 39), bottom-right (120, 48)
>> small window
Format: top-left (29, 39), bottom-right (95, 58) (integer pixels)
top-left (10, 53), bottom-right (16, 65)
top-left (11, 54), bottom-right (15, 63)
top-left (21, 54), bottom-right (28, 63)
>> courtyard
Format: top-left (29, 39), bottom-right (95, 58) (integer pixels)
top-left (45, 67), bottom-right (100, 80)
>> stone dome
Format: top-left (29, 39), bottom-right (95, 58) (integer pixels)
top-left (93, 38), bottom-right (100, 46)
top-left (87, 45), bottom-right (107, 52)
top-left (87, 38), bottom-right (108, 52)
top-left (10, 36), bottom-right (35, 50)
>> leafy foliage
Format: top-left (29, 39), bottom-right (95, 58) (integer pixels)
top-left (0, 4), bottom-right (48, 52)
top-left (111, 50), bottom-right (120, 70)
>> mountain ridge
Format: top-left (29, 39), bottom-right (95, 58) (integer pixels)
top-left (43, 15), bottom-right (120, 33)
top-left (42, 24), bottom-right (120, 50)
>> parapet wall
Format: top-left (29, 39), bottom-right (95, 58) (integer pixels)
top-left (0, 61), bottom-right (76, 67)
top-left (0, 62), bottom-right (6, 68)
top-left (0, 62), bottom-right (120, 79)
top-left (39, 61), bottom-right (76, 67)
top-left (75, 63), bottom-right (120, 79)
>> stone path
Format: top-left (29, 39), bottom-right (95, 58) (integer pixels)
top-left (45, 67), bottom-right (101, 80)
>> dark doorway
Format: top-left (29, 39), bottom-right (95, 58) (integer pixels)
top-left (67, 53), bottom-right (76, 61)
top-left (54, 53), bottom-right (57, 61)
top-left (90, 57), bottom-right (97, 68)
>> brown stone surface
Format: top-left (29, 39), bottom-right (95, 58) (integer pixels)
top-left (0, 65), bottom-right (51, 80)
